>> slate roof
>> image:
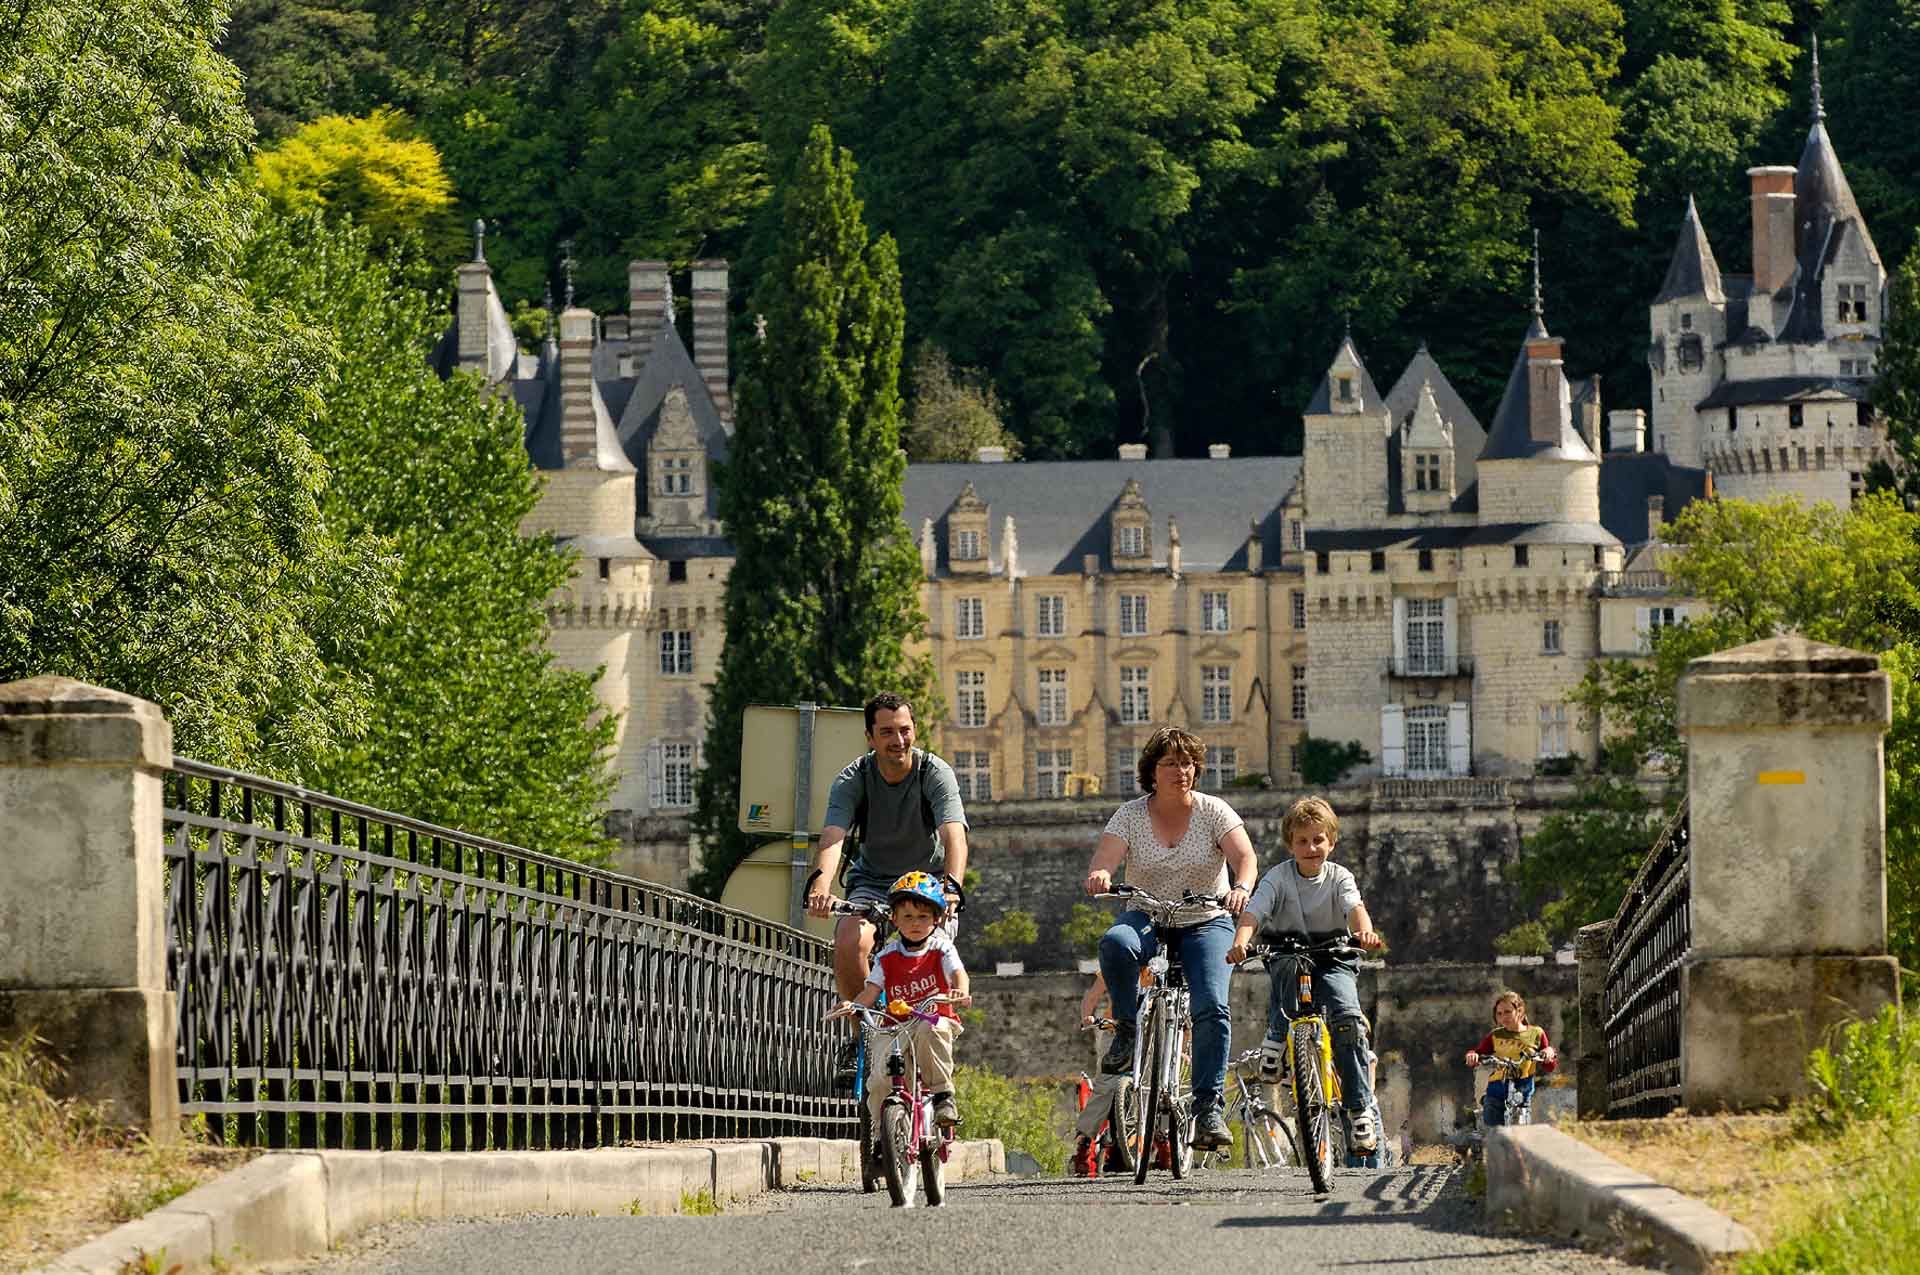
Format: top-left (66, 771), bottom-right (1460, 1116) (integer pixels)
top-left (1655, 196), bottom-right (1725, 304)
top-left (1305, 521), bottom-right (1619, 552)
top-left (1478, 321), bottom-right (1601, 464)
top-left (1779, 95), bottom-right (1883, 344)
top-left (1695, 375), bottom-right (1870, 409)
top-left (1598, 452), bottom-right (1710, 546)
top-left (901, 458), bottom-right (1303, 576)
top-left (613, 320), bottom-right (731, 522)
top-left (1304, 336), bottom-right (1389, 415)
top-left (1384, 345), bottom-right (1488, 493)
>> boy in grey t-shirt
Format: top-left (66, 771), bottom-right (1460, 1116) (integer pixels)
top-left (1227, 795), bottom-right (1385, 1150)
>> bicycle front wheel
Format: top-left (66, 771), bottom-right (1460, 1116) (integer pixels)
top-left (879, 1099), bottom-right (919, 1207)
top-left (1133, 1000), bottom-right (1164, 1185)
top-left (1291, 1019), bottom-right (1334, 1193)
top-left (1244, 1104), bottom-right (1296, 1170)
top-left (1105, 1076), bottom-right (1139, 1175)
top-left (1166, 1016), bottom-right (1191, 1181)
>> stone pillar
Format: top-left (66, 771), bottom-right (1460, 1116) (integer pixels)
top-left (0, 677), bottom-right (177, 1135)
top-left (1676, 634), bottom-right (1900, 1111)
top-left (1574, 919), bottom-right (1613, 1119)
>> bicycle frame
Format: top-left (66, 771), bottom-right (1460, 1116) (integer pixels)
top-left (1476, 1050), bottom-right (1547, 1130)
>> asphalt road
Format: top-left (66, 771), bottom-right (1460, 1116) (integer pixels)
top-left (273, 1164), bottom-right (1656, 1275)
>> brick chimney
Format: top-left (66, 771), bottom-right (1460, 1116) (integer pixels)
top-left (1208, 443), bottom-right (1232, 459)
top-left (558, 306), bottom-right (599, 466)
top-left (1526, 334), bottom-right (1567, 446)
top-left (690, 260), bottom-right (732, 424)
top-left (628, 260), bottom-right (670, 364)
top-left (1118, 443), bottom-right (1148, 460)
top-left (1748, 166), bottom-right (1797, 299)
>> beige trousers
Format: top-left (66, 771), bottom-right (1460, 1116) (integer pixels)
top-left (865, 1016), bottom-right (964, 1125)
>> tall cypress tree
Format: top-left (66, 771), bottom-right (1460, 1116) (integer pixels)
top-left (690, 124), bottom-right (939, 899)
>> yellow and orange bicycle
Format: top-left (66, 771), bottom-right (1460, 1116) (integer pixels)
top-left (1245, 933), bottom-right (1368, 1194)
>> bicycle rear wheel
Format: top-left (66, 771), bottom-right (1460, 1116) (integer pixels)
top-left (879, 1099), bottom-right (919, 1207)
top-left (1133, 1001), bottom-right (1164, 1185)
top-left (1105, 1077), bottom-right (1138, 1174)
top-left (1290, 1019), bottom-right (1334, 1193)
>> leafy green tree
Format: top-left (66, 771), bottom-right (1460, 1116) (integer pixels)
top-left (1817, 0), bottom-right (1920, 273)
top-left (254, 109), bottom-right (459, 250)
top-left (689, 125), bottom-right (940, 897)
top-left (243, 213), bottom-right (617, 858)
top-left (1297, 737), bottom-right (1370, 786)
top-left (900, 346), bottom-right (1020, 462)
top-left (1512, 777), bottom-right (1669, 942)
top-left (1873, 247), bottom-right (1920, 507)
top-left (0, 0), bottom-right (389, 772)
top-left (221, 0), bottom-right (403, 140)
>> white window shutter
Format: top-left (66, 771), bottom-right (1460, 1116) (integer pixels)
top-left (1635, 606), bottom-right (1651, 654)
top-left (1391, 596), bottom-right (1408, 676)
top-left (1380, 704), bottom-right (1406, 777)
top-left (646, 739), bottom-right (664, 810)
top-left (1441, 596), bottom-right (1459, 673)
top-left (1447, 702), bottom-right (1471, 776)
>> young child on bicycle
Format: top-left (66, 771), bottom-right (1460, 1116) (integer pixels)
top-left (1464, 989), bottom-right (1558, 1127)
top-left (1225, 795), bottom-right (1386, 1151)
top-left (838, 871), bottom-right (973, 1136)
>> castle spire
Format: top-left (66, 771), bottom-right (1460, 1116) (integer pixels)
top-left (1655, 195), bottom-right (1725, 304)
top-left (1527, 228), bottom-right (1548, 338)
top-left (1811, 34), bottom-right (1825, 123)
top-left (560, 239), bottom-right (577, 309)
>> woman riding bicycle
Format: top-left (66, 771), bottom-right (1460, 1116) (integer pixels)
top-left (1082, 726), bottom-right (1257, 1151)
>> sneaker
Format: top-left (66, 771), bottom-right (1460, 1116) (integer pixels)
top-left (1100, 1021), bottom-right (1136, 1075)
top-left (1348, 1109), bottom-right (1378, 1152)
top-left (932, 1092), bottom-right (960, 1129)
top-left (1257, 1033), bottom-right (1286, 1084)
top-left (833, 1036), bottom-right (859, 1083)
top-left (1192, 1108), bottom-right (1233, 1150)
top-left (1153, 1133), bottom-right (1173, 1170)
top-left (1070, 1135), bottom-right (1098, 1178)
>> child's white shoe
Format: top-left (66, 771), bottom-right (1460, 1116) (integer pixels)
top-left (1348, 1110), bottom-right (1377, 1152)
top-left (1257, 1033), bottom-right (1286, 1084)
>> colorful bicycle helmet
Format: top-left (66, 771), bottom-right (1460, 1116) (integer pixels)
top-left (888, 870), bottom-right (949, 911)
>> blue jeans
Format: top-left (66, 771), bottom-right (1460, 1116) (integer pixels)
top-left (1483, 1076), bottom-right (1536, 1127)
top-left (1268, 960), bottom-right (1375, 1116)
top-left (1099, 911), bottom-right (1234, 1113)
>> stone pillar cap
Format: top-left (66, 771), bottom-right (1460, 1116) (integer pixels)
top-left (1678, 631), bottom-right (1889, 732)
top-left (0, 676), bottom-right (162, 718)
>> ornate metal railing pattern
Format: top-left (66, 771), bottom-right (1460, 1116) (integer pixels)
top-left (161, 758), bottom-right (849, 1149)
top-left (1601, 798), bottom-right (1690, 1118)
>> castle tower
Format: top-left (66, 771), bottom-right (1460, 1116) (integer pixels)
top-left (1686, 40), bottom-right (1889, 508)
top-left (1302, 333), bottom-right (1391, 528)
top-left (1646, 196), bottom-right (1728, 465)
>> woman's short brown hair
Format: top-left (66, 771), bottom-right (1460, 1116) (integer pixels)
top-left (1136, 726), bottom-right (1205, 794)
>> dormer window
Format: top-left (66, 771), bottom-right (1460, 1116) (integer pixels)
top-left (1838, 283), bottom-right (1869, 323)
top-left (954, 529), bottom-right (982, 561)
top-left (1337, 376), bottom-right (1354, 403)
top-left (1414, 454), bottom-right (1442, 492)
top-left (659, 457), bottom-right (694, 495)
top-left (1117, 525), bottom-right (1145, 557)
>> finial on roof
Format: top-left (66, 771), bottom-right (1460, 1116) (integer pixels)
top-left (560, 239), bottom-right (576, 309)
top-left (1417, 336), bottom-right (1429, 354)
top-left (1343, 313), bottom-right (1352, 341)
top-left (473, 218), bottom-right (486, 263)
top-left (543, 283), bottom-right (556, 341)
top-left (753, 312), bottom-right (767, 342)
top-left (663, 280), bottom-right (676, 326)
top-left (1811, 34), bottom-right (1826, 123)
top-left (1531, 227), bottom-right (1543, 320)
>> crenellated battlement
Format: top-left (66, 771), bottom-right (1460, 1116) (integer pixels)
top-left (1702, 428), bottom-right (1884, 477)
top-left (548, 588), bottom-right (652, 627)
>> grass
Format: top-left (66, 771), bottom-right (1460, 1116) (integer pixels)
top-left (677, 1188), bottom-right (721, 1216)
top-left (1562, 1005), bottom-right (1920, 1272)
top-left (0, 1034), bottom-right (252, 1269)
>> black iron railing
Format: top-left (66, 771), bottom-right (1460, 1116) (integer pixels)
top-left (162, 758), bottom-right (848, 1150)
top-left (1601, 798), bottom-right (1690, 1118)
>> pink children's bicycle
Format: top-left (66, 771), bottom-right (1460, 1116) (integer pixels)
top-left (826, 993), bottom-right (961, 1208)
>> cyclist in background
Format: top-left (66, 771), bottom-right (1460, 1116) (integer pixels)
top-left (1465, 989), bottom-right (1558, 1127)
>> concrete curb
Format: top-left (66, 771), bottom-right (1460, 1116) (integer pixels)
top-left (30, 1138), bottom-right (1005, 1275)
top-left (1485, 1125), bottom-right (1758, 1273)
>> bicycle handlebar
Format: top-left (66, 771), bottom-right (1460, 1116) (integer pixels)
top-left (1243, 934), bottom-right (1368, 965)
top-left (826, 993), bottom-right (962, 1028)
top-left (1474, 1048), bottom-right (1549, 1072)
top-left (1097, 885), bottom-right (1227, 914)
top-left (825, 898), bottom-right (891, 924)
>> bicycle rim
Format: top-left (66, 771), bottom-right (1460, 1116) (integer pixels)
top-left (1291, 1020), bottom-right (1334, 1193)
top-left (1134, 1001), bottom-right (1163, 1185)
top-left (880, 1101), bottom-right (917, 1207)
top-left (1247, 1107), bottom-right (1293, 1170)
top-left (1166, 1014), bottom-right (1191, 1181)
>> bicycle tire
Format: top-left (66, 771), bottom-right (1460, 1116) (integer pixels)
top-left (1244, 1105), bottom-right (1295, 1170)
top-left (1105, 1076), bottom-right (1139, 1174)
top-left (1133, 998), bottom-right (1164, 1185)
top-left (1291, 1018), bottom-right (1334, 1193)
top-left (1166, 1016), bottom-right (1191, 1181)
top-left (920, 1135), bottom-right (946, 1207)
top-left (857, 1101), bottom-right (878, 1193)
top-left (879, 1099), bottom-right (918, 1207)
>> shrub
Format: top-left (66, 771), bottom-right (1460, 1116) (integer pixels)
top-left (1492, 921), bottom-right (1553, 958)
top-left (1298, 737), bottom-right (1370, 786)
top-left (952, 1064), bottom-right (1069, 1175)
top-left (979, 910), bottom-right (1039, 960)
top-left (1796, 1005), bottom-right (1920, 1136)
top-left (1060, 903), bottom-right (1112, 957)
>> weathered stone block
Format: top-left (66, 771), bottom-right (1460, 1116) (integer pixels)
top-left (1681, 954), bottom-right (1901, 1112)
top-left (0, 987), bottom-right (177, 1133)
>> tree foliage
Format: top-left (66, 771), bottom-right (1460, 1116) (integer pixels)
top-left (1297, 737), bottom-right (1371, 787)
top-left (900, 346), bottom-right (1020, 462)
top-left (689, 125), bottom-right (939, 897)
top-left (0, 0), bottom-right (390, 771)
top-left (254, 108), bottom-right (458, 250)
top-left (242, 212), bottom-right (617, 858)
top-left (222, 0), bottom-right (402, 141)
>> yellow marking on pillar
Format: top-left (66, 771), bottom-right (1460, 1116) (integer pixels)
top-left (1756, 769), bottom-right (1806, 785)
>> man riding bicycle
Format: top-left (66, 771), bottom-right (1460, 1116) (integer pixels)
top-left (805, 692), bottom-right (970, 1009)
